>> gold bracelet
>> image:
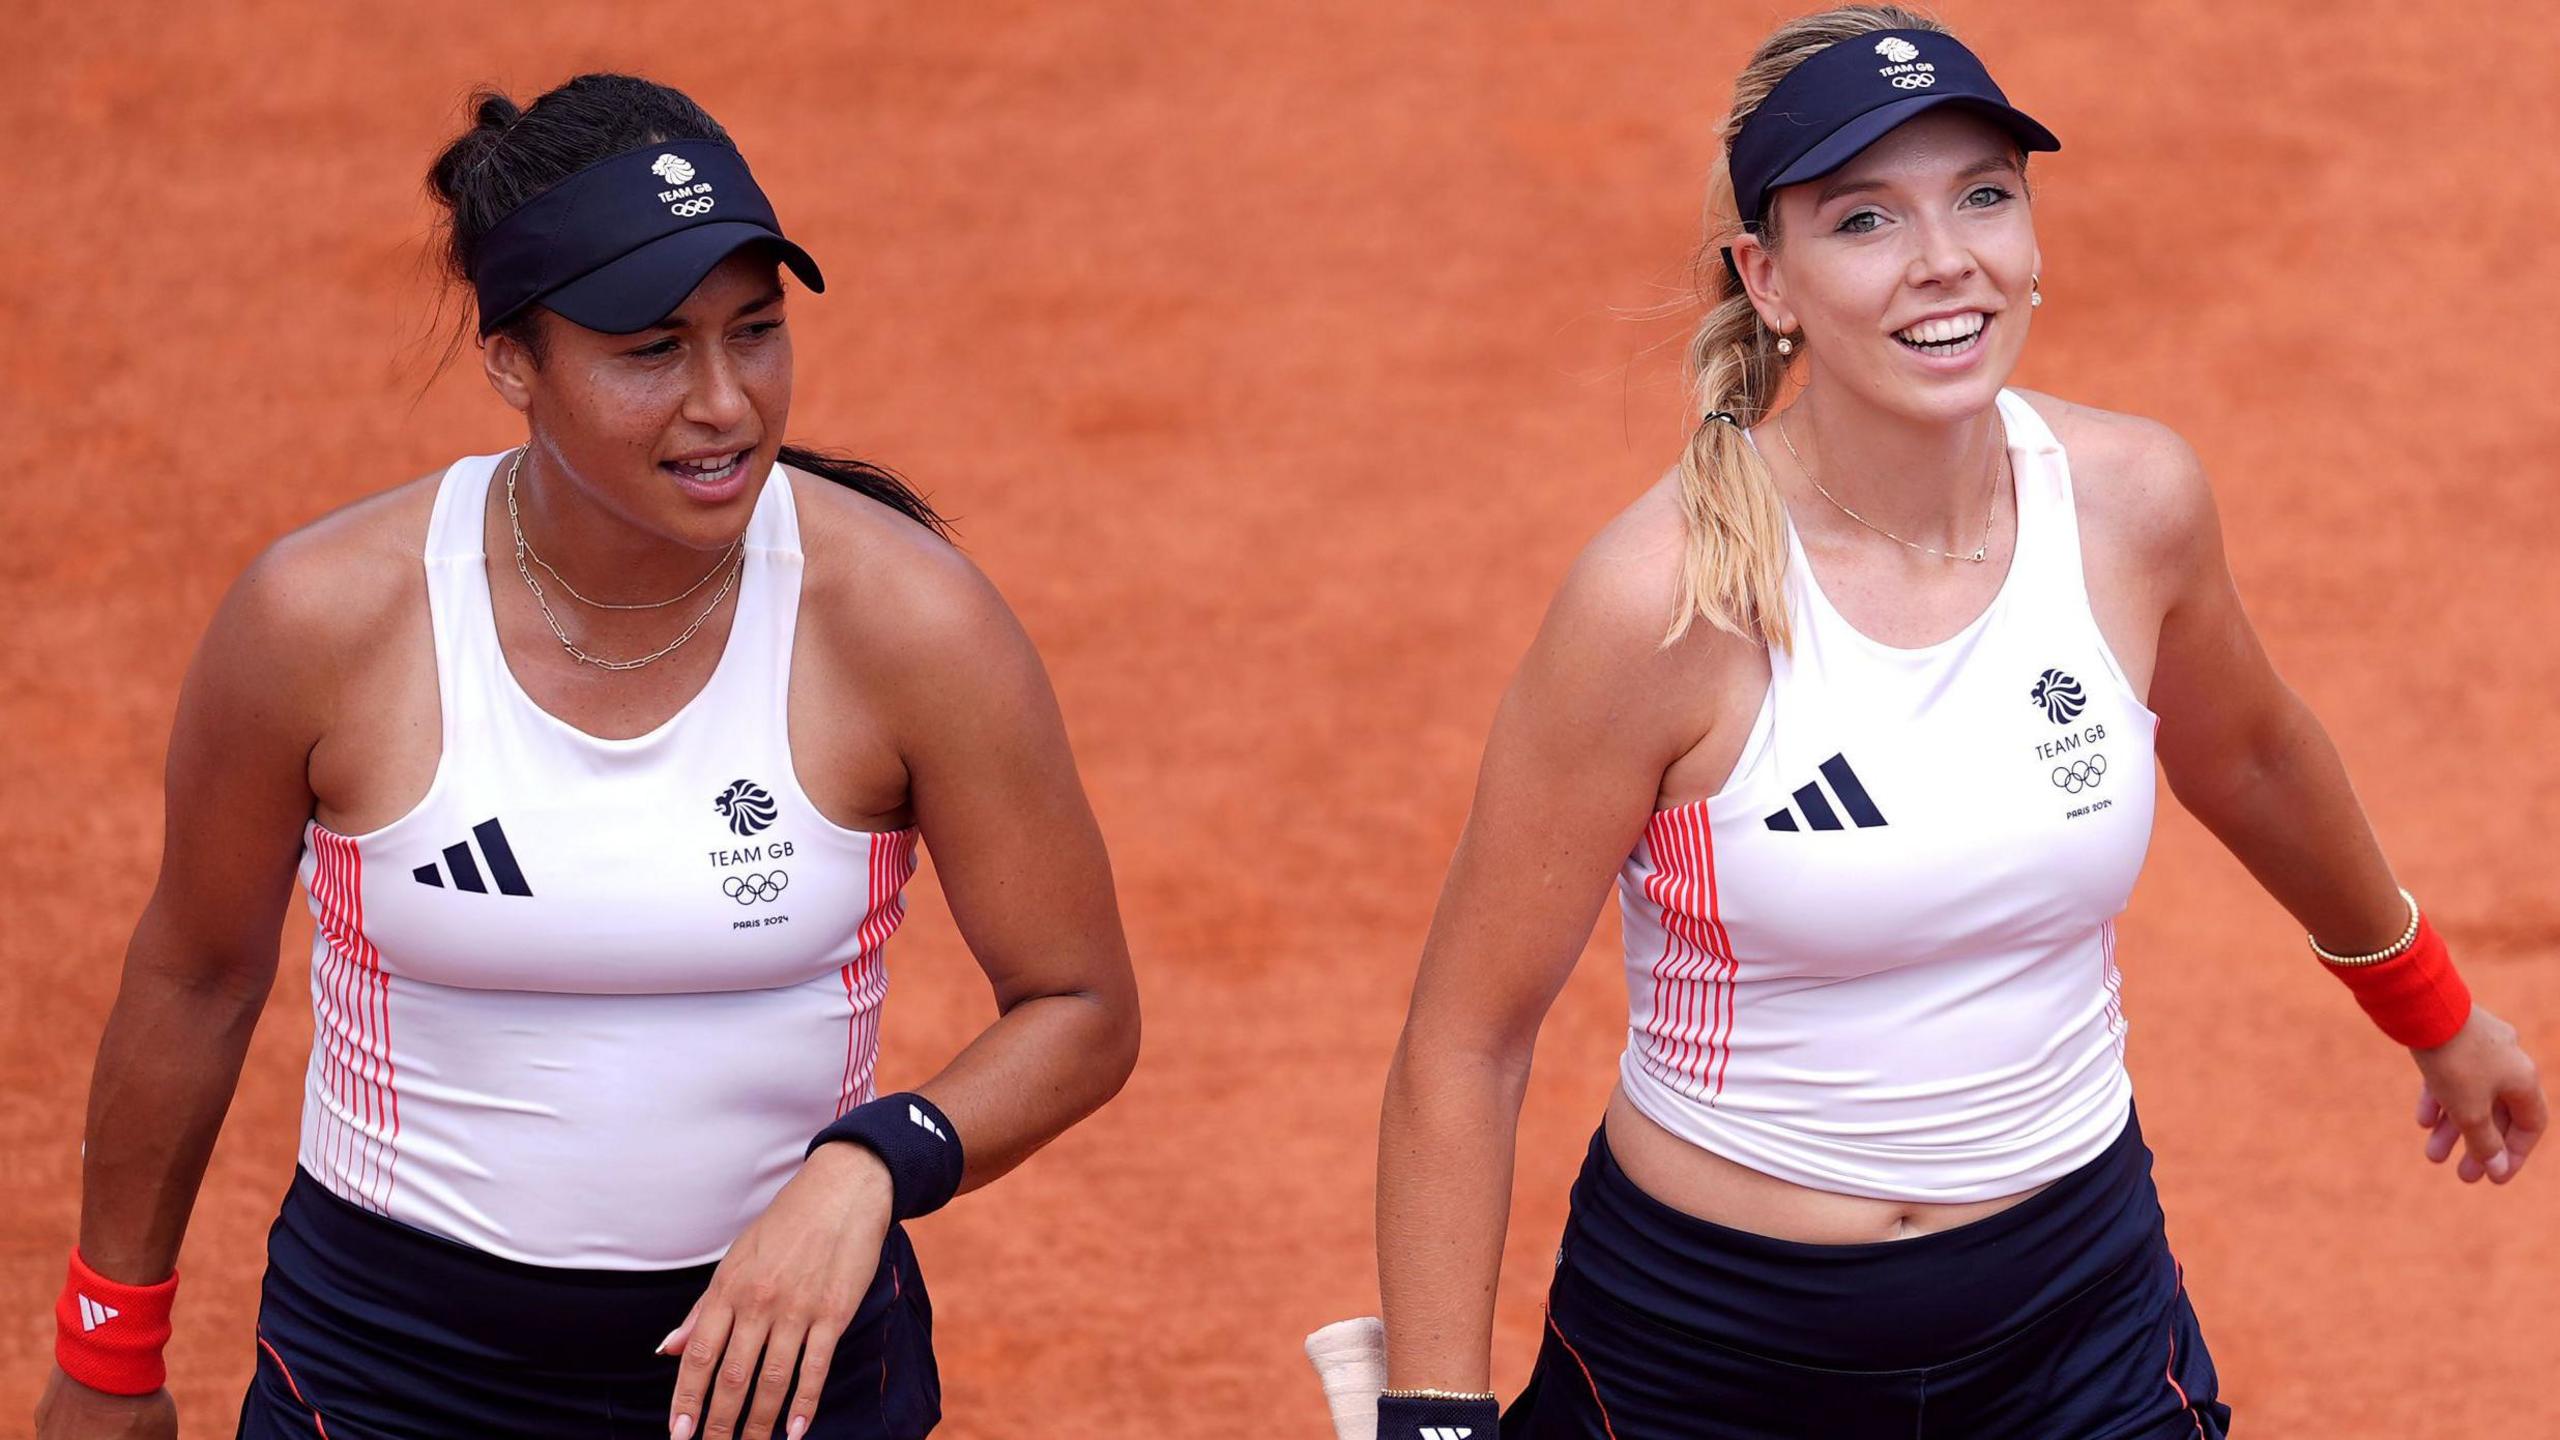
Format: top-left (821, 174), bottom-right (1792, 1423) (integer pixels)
top-left (1381, 1387), bottom-right (1499, 1402)
top-left (2308, 889), bottom-right (2420, 968)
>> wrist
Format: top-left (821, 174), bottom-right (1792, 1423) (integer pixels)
top-left (1378, 1389), bottom-right (1501, 1435)
top-left (805, 1137), bottom-right (895, 1202)
top-left (2308, 888), bottom-right (2421, 966)
top-left (2314, 905), bottom-right (2472, 1049)
top-left (54, 1250), bottom-right (179, 1397)
top-left (805, 1092), bottom-right (966, 1221)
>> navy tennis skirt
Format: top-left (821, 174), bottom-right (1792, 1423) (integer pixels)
top-left (236, 1167), bottom-right (937, 1439)
top-left (1504, 1108), bottom-right (2231, 1439)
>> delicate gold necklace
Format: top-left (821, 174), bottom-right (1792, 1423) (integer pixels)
top-left (1776, 411), bottom-right (2006, 565)
top-left (506, 450), bottom-right (740, 609)
top-left (504, 448), bottom-right (743, 672)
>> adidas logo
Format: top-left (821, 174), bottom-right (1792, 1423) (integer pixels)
top-left (77, 1294), bottom-right (120, 1332)
top-left (1417, 1429), bottom-right (1473, 1439)
top-left (908, 1103), bottom-right (947, 1141)
top-left (412, 818), bottom-right (533, 896)
top-left (1763, 754), bottom-right (1888, 832)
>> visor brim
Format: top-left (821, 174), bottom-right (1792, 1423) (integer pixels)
top-left (1764, 95), bottom-right (2060, 209)
top-left (538, 223), bottom-right (825, 335)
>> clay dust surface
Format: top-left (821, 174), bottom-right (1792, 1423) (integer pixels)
top-left (6, 2), bottom-right (2557, 1435)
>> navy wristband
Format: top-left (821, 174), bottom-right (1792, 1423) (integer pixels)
top-left (806, 1092), bottom-right (965, 1221)
top-left (1376, 1393), bottom-right (1500, 1439)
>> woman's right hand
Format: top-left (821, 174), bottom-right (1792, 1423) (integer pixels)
top-left (33, 1369), bottom-right (177, 1440)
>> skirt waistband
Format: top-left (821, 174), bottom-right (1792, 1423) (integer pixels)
top-left (1558, 1103), bottom-right (2160, 1371)
top-left (267, 1166), bottom-right (914, 1378)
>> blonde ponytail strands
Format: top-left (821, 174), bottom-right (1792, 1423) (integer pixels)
top-left (1665, 283), bottom-right (1791, 648)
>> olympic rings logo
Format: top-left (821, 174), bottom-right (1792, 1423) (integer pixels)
top-left (2051, 755), bottom-right (2108, 795)
top-left (1889, 73), bottom-right (1937, 89)
top-left (723, 870), bottom-right (789, 905)
top-left (669, 198), bottom-right (717, 218)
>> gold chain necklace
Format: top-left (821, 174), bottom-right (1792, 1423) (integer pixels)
top-left (504, 448), bottom-right (744, 672)
top-left (1776, 411), bottom-right (2006, 565)
top-left (506, 450), bottom-right (740, 609)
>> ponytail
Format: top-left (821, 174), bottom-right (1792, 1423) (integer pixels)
top-left (1665, 201), bottom-right (1791, 649)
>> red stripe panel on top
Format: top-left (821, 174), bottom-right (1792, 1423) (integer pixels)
top-left (338, 831), bottom-right (389, 1209)
top-left (329, 833), bottom-right (379, 1208)
top-left (1640, 811), bottom-right (1700, 1086)
top-left (309, 832), bottom-right (362, 1207)
top-left (838, 831), bottom-right (921, 1115)
top-left (350, 833), bottom-right (401, 1202)
top-left (1664, 810), bottom-right (1711, 1084)
top-left (308, 832), bottom-right (366, 1205)
top-left (309, 830), bottom-right (398, 1212)
top-left (1637, 813), bottom-right (1694, 1084)
top-left (1638, 809), bottom-right (1699, 1086)
top-left (1637, 807), bottom-right (1739, 1103)
top-left (1695, 813), bottom-right (1739, 1099)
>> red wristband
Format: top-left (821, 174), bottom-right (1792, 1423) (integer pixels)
top-left (54, 1250), bottom-right (177, 1396)
top-left (2323, 914), bottom-right (2472, 1050)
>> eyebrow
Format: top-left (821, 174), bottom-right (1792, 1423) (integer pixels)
top-left (1815, 154), bottom-right (2024, 205)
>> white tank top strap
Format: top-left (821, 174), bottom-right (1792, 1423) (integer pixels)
top-left (749, 469), bottom-right (808, 720)
top-left (418, 453), bottom-right (500, 763)
top-left (1995, 390), bottom-right (2143, 704)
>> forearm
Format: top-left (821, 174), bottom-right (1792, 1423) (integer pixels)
top-left (76, 929), bottom-right (273, 1282)
top-left (2170, 694), bottom-right (2410, 953)
top-left (1376, 1034), bottom-right (1532, 1393)
top-left (907, 984), bottom-right (1138, 1193)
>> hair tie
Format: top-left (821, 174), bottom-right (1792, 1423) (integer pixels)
top-left (1702, 410), bottom-right (1741, 426)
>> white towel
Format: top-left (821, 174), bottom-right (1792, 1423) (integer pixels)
top-left (1304, 1315), bottom-right (1388, 1440)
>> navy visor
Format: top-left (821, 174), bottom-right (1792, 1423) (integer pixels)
top-left (1729, 30), bottom-right (2057, 228)
top-left (470, 139), bottom-right (823, 335)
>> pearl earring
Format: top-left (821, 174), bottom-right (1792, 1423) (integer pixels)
top-left (2029, 275), bottom-right (2043, 309)
top-left (1776, 335), bottom-right (1795, 356)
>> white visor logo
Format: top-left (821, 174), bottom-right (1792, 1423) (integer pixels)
top-left (1873, 36), bottom-right (1936, 88)
top-left (651, 153), bottom-right (697, 185)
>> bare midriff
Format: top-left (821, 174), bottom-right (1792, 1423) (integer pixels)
top-left (1601, 1086), bottom-right (2053, 1244)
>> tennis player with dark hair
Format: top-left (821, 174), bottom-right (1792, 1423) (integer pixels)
top-left (1370, 8), bottom-right (2544, 1437)
top-left (38, 73), bottom-right (1137, 1440)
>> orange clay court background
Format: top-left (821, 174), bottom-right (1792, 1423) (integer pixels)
top-left (5, 2), bottom-right (2558, 1435)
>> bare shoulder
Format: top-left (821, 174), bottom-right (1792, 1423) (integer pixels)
top-left (2015, 389), bottom-right (2219, 569)
top-left (216, 471), bottom-right (442, 671)
top-left (786, 468), bottom-right (1030, 677)
top-left (1546, 472), bottom-right (1761, 686)
top-left (1487, 471), bottom-right (1762, 807)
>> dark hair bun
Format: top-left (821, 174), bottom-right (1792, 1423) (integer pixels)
top-left (424, 75), bottom-right (730, 284)
top-left (425, 88), bottom-right (525, 224)
top-left (470, 91), bottom-right (523, 133)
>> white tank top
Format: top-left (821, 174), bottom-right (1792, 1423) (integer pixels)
top-left (1617, 391), bottom-right (2152, 1202)
top-left (293, 453), bottom-right (920, 1268)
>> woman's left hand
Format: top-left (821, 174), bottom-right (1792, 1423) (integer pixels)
top-left (665, 1143), bottom-right (894, 1440)
top-left (2412, 1006), bottom-right (2546, 1185)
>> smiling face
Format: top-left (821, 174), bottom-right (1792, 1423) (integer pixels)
top-left (1735, 108), bottom-right (2039, 426)
top-left (483, 248), bottom-right (794, 550)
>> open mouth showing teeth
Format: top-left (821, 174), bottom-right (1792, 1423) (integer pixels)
top-left (1893, 314), bottom-right (1989, 356)
top-left (663, 451), bottom-right (746, 484)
